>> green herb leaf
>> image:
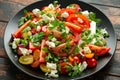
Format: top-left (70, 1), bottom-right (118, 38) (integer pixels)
top-left (42, 47), bottom-right (49, 53)
top-left (22, 27), bottom-right (31, 33)
top-left (49, 19), bottom-right (59, 30)
top-left (18, 17), bottom-right (25, 27)
top-left (31, 32), bottom-right (45, 42)
top-left (24, 9), bottom-right (28, 14)
top-left (21, 39), bottom-right (28, 46)
top-left (89, 12), bottom-right (101, 24)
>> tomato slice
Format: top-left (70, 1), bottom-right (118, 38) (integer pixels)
top-left (31, 60), bottom-right (40, 68)
top-left (67, 4), bottom-right (81, 12)
top-left (59, 62), bottom-right (71, 74)
top-left (66, 14), bottom-right (90, 29)
top-left (88, 45), bottom-right (110, 56)
top-left (40, 64), bottom-right (51, 73)
top-left (33, 49), bottom-right (40, 61)
top-left (60, 8), bottom-right (76, 16)
top-left (19, 55), bottom-right (34, 65)
top-left (29, 42), bottom-right (37, 52)
top-left (65, 22), bottom-right (82, 33)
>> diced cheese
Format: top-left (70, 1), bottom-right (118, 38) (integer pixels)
top-left (12, 42), bottom-right (17, 49)
top-left (61, 11), bottom-right (69, 18)
top-left (45, 62), bottom-right (58, 78)
top-left (81, 10), bottom-right (89, 17)
top-left (48, 4), bottom-right (55, 10)
top-left (101, 28), bottom-right (108, 34)
top-left (83, 46), bottom-right (91, 54)
top-left (42, 14), bottom-right (55, 21)
top-left (62, 27), bottom-right (70, 34)
top-left (46, 70), bottom-right (58, 78)
top-left (36, 26), bottom-right (41, 31)
top-left (46, 62), bottom-right (57, 70)
top-left (19, 48), bottom-right (30, 56)
top-left (12, 38), bottom-right (20, 49)
top-left (90, 21), bottom-right (96, 35)
top-left (77, 18), bottom-right (83, 23)
top-left (14, 38), bottom-right (20, 44)
top-left (51, 37), bottom-right (57, 42)
top-left (46, 41), bottom-right (55, 48)
top-left (32, 8), bottom-right (40, 17)
top-left (79, 61), bottom-right (88, 71)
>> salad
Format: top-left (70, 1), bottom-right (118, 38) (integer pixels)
top-left (9, 1), bottom-right (110, 78)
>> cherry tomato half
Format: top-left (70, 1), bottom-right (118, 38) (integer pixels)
top-left (66, 14), bottom-right (90, 29)
top-left (87, 58), bottom-right (97, 68)
top-left (88, 45), bottom-right (110, 56)
top-left (67, 4), bottom-right (81, 12)
top-left (73, 56), bottom-right (81, 64)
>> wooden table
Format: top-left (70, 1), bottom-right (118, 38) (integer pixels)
top-left (0, 0), bottom-right (120, 80)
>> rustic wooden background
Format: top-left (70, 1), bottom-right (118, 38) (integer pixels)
top-left (0, 0), bottom-right (120, 80)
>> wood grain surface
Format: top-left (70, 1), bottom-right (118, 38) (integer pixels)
top-left (0, 0), bottom-right (120, 80)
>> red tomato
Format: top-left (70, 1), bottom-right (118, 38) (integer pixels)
top-left (88, 45), bottom-right (110, 56)
top-left (73, 32), bottom-right (80, 43)
top-left (31, 60), bottom-right (40, 68)
top-left (67, 4), bottom-right (81, 12)
top-left (59, 62), bottom-right (71, 74)
top-left (66, 14), bottom-right (90, 29)
top-left (60, 8), bottom-right (76, 16)
top-left (65, 22), bottom-right (82, 33)
top-left (87, 58), bottom-right (97, 68)
top-left (73, 56), bottom-right (81, 64)
top-left (31, 28), bottom-right (37, 34)
top-left (29, 42), bottom-right (37, 52)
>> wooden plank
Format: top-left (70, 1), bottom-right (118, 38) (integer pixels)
top-left (0, 1), bottom-right (24, 21)
top-left (79, 0), bottom-right (120, 7)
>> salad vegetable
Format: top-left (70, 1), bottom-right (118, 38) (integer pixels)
top-left (10, 1), bottom-right (110, 78)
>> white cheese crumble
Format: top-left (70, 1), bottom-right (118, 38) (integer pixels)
top-left (12, 42), bottom-right (17, 49)
top-left (46, 62), bottom-right (57, 70)
top-left (42, 14), bottom-right (55, 21)
top-left (32, 8), bottom-right (40, 17)
top-left (90, 21), bottom-right (96, 35)
top-left (12, 38), bottom-right (20, 49)
top-left (48, 4), bottom-right (55, 10)
top-left (19, 48), bottom-right (30, 56)
top-left (77, 18), bottom-right (83, 23)
top-left (46, 41), bottom-right (55, 48)
top-left (101, 28), bottom-right (108, 34)
top-left (61, 11), bottom-right (69, 18)
top-left (51, 37), bottom-right (57, 42)
top-left (62, 27), bottom-right (70, 34)
top-left (45, 69), bottom-right (58, 78)
top-left (81, 10), bottom-right (89, 17)
top-left (45, 62), bottom-right (58, 78)
top-left (36, 26), bottom-right (41, 31)
top-left (79, 61), bottom-right (88, 72)
top-left (83, 46), bottom-right (91, 54)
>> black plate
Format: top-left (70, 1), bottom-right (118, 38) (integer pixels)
top-left (4, 0), bottom-right (116, 80)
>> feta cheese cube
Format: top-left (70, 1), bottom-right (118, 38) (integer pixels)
top-left (32, 8), bottom-right (40, 17)
top-left (83, 46), bottom-right (91, 54)
top-left (81, 10), bottom-right (89, 17)
top-left (79, 61), bottom-right (88, 71)
top-left (46, 41), bottom-right (55, 48)
top-left (19, 48), bottom-right (30, 56)
top-left (78, 18), bottom-right (83, 23)
top-left (90, 21), bottom-right (96, 35)
top-left (46, 62), bottom-right (57, 70)
top-left (61, 11), bottom-right (69, 18)
top-left (48, 4), bottom-right (55, 10)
